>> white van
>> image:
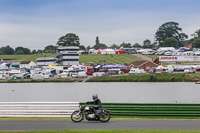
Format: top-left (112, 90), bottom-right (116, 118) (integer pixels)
top-left (129, 68), bottom-right (142, 74)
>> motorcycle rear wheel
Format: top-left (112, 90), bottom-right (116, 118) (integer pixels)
top-left (99, 112), bottom-right (110, 122)
top-left (71, 110), bottom-right (83, 122)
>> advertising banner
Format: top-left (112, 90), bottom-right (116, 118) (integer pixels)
top-left (159, 56), bottom-right (200, 62)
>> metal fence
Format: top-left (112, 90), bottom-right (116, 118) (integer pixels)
top-left (0, 102), bottom-right (79, 117)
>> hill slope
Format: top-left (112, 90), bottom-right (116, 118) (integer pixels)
top-left (0, 54), bottom-right (141, 65)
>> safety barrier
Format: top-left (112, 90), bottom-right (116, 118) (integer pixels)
top-left (0, 102), bottom-right (79, 117)
top-left (80, 103), bottom-right (200, 118)
top-left (2, 102), bottom-right (200, 118)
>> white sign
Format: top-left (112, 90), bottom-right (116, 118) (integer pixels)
top-left (159, 56), bottom-right (200, 62)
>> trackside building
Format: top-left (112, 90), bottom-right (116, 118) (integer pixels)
top-left (37, 46), bottom-right (79, 67)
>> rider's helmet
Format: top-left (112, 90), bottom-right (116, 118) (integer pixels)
top-left (92, 94), bottom-right (98, 100)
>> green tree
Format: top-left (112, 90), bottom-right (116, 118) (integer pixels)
top-left (15, 50), bottom-right (24, 55)
top-left (23, 48), bottom-right (31, 54)
top-left (120, 42), bottom-right (132, 48)
top-left (155, 21), bottom-right (188, 47)
top-left (31, 49), bottom-right (37, 54)
top-left (192, 29), bottom-right (200, 38)
top-left (143, 39), bottom-right (152, 48)
top-left (151, 42), bottom-right (158, 49)
top-left (86, 45), bottom-right (91, 50)
top-left (192, 37), bottom-right (200, 48)
top-left (111, 44), bottom-right (119, 48)
top-left (162, 37), bottom-right (179, 48)
top-left (37, 49), bottom-right (43, 54)
top-left (92, 36), bottom-right (107, 49)
top-left (79, 45), bottom-right (86, 51)
top-left (0, 45), bottom-right (14, 55)
top-left (56, 33), bottom-right (80, 47)
top-left (93, 43), bottom-right (107, 49)
top-left (43, 45), bottom-right (57, 53)
top-left (133, 43), bottom-right (142, 48)
top-left (15, 47), bottom-right (31, 55)
top-left (95, 36), bottom-right (99, 45)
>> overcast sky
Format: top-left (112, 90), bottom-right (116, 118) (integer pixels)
top-left (0, 0), bottom-right (200, 50)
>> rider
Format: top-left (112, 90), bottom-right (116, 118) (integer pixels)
top-left (86, 94), bottom-right (102, 117)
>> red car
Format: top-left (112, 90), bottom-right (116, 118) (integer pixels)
top-left (196, 68), bottom-right (200, 72)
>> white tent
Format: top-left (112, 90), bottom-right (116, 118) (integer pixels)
top-left (100, 49), bottom-right (115, 54)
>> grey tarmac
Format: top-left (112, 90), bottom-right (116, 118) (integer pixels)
top-left (1, 120), bottom-right (200, 131)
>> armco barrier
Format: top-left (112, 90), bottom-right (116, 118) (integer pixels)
top-left (80, 103), bottom-right (200, 118)
top-left (0, 102), bottom-right (79, 117)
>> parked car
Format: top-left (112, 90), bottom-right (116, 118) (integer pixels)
top-left (156, 51), bottom-right (165, 55)
top-left (22, 73), bottom-right (31, 79)
top-left (106, 71), bottom-right (116, 76)
top-left (148, 51), bottom-right (156, 55)
top-left (72, 73), bottom-right (78, 78)
top-left (129, 68), bottom-right (142, 74)
top-left (149, 67), bottom-right (155, 74)
top-left (196, 68), bottom-right (200, 72)
top-left (164, 51), bottom-right (172, 56)
top-left (61, 72), bottom-right (68, 78)
top-left (184, 67), bottom-right (196, 73)
top-left (77, 71), bottom-right (87, 78)
top-left (93, 72), bottom-right (107, 77)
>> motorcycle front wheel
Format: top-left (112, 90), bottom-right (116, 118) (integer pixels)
top-left (99, 112), bottom-right (110, 122)
top-left (71, 110), bottom-right (83, 122)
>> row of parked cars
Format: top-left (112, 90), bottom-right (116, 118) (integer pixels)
top-left (142, 50), bottom-right (200, 56)
top-left (93, 69), bottom-right (124, 77)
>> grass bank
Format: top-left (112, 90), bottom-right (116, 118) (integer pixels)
top-left (1, 130), bottom-right (200, 133)
top-left (80, 54), bottom-right (141, 65)
top-left (0, 53), bottom-right (55, 62)
top-left (0, 54), bottom-right (141, 65)
top-left (87, 73), bottom-right (200, 82)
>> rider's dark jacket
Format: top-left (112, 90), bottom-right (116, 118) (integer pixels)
top-left (87, 98), bottom-right (102, 109)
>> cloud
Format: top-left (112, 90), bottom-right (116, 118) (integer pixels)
top-left (0, 0), bottom-right (200, 50)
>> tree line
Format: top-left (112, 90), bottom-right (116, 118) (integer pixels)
top-left (1, 21), bottom-right (200, 55)
top-left (0, 45), bottom-right (57, 55)
top-left (57, 21), bottom-right (200, 50)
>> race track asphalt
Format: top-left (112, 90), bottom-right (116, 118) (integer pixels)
top-left (1, 120), bottom-right (200, 131)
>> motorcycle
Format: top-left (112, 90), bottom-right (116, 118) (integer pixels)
top-left (71, 105), bottom-right (111, 122)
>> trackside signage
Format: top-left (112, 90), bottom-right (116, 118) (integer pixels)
top-left (159, 56), bottom-right (200, 62)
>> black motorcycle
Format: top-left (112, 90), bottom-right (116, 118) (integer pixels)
top-left (71, 105), bottom-right (111, 122)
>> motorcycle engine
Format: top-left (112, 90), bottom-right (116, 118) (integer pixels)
top-left (87, 113), bottom-right (95, 119)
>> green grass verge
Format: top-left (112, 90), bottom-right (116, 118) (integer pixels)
top-left (1, 130), bottom-right (200, 133)
top-left (87, 73), bottom-right (200, 82)
top-left (146, 55), bottom-right (159, 60)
